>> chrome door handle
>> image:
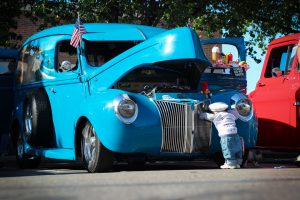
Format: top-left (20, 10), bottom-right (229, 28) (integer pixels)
top-left (50, 88), bottom-right (56, 94)
top-left (258, 82), bottom-right (265, 87)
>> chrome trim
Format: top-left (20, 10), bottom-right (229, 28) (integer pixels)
top-left (113, 94), bottom-right (138, 124)
top-left (230, 93), bottom-right (253, 122)
top-left (24, 103), bottom-right (32, 138)
top-left (82, 124), bottom-right (96, 162)
top-left (154, 100), bottom-right (212, 153)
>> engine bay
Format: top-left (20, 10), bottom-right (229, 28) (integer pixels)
top-left (113, 60), bottom-right (207, 97)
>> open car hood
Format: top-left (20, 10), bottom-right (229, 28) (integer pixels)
top-left (87, 27), bottom-right (211, 89)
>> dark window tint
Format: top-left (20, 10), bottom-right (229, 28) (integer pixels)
top-left (0, 58), bottom-right (16, 75)
top-left (114, 61), bottom-right (206, 93)
top-left (56, 40), bottom-right (78, 72)
top-left (85, 41), bottom-right (138, 67)
top-left (265, 44), bottom-right (296, 78)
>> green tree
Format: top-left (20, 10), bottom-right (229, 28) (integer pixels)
top-left (0, 0), bottom-right (23, 47)
top-left (190, 0), bottom-right (300, 62)
top-left (2, 0), bottom-right (299, 62)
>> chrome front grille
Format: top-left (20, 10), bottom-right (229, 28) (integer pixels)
top-left (154, 100), bottom-right (212, 153)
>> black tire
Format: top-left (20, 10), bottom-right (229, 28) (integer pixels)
top-left (23, 90), bottom-right (53, 147)
top-left (16, 132), bottom-right (41, 169)
top-left (81, 122), bottom-right (114, 173)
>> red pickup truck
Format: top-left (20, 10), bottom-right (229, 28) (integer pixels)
top-left (249, 33), bottom-right (300, 151)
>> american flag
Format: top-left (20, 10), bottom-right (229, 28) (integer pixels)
top-left (70, 18), bottom-right (87, 48)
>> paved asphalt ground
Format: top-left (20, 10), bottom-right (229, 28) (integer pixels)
top-left (0, 155), bottom-right (300, 200)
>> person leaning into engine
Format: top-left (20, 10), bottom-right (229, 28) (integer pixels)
top-left (199, 102), bottom-right (243, 169)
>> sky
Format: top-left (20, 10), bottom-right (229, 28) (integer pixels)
top-left (246, 50), bottom-right (266, 94)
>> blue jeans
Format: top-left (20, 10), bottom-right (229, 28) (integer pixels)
top-left (220, 134), bottom-right (243, 166)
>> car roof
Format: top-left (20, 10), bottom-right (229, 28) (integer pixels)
top-left (24, 23), bottom-right (166, 45)
top-left (0, 48), bottom-right (18, 58)
top-left (269, 33), bottom-right (300, 46)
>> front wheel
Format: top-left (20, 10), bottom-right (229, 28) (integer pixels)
top-left (81, 122), bottom-right (114, 173)
top-left (16, 133), bottom-right (41, 169)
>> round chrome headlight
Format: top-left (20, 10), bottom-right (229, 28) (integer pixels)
top-left (114, 94), bottom-right (138, 124)
top-left (230, 93), bottom-right (253, 122)
top-left (236, 99), bottom-right (252, 116)
top-left (118, 99), bottom-right (136, 118)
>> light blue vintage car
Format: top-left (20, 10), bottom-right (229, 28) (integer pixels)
top-left (11, 23), bottom-right (257, 172)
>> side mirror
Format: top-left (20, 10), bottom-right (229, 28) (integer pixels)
top-left (272, 67), bottom-right (282, 77)
top-left (60, 60), bottom-right (72, 72)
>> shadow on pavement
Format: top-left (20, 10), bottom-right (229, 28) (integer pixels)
top-left (1, 152), bottom-right (298, 178)
top-left (0, 156), bottom-right (220, 177)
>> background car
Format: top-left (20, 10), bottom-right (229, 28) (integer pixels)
top-left (0, 48), bottom-right (18, 155)
top-left (249, 33), bottom-right (300, 151)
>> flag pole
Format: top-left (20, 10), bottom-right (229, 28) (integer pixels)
top-left (77, 12), bottom-right (83, 77)
top-left (77, 12), bottom-right (81, 49)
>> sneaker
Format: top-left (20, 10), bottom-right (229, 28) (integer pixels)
top-left (220, 163), bottom-right (240, 169)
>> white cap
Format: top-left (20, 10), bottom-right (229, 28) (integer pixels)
top-left (209, 102), bottom-right (228, 112)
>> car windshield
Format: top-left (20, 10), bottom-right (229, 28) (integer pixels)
top-left (84, 41), bottom-right (139, 67)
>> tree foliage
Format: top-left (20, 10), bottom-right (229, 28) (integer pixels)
top-left (191, 0), bottom-right (300, 62)
top-left (0, 0), bottom-right (22, 47)
top-left (1, 0), bottom-right (299, 62)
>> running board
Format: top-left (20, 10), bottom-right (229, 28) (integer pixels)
top-left (27, 148), bottom-right (75, 160)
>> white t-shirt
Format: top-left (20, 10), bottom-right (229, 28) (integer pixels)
top-left (200, 110), bottom-right (238, 137)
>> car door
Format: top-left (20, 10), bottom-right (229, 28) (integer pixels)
top-left (44, 38), bottom-right (86, 149)
top-left (253, 41), bottom-right (299, 149)
top-left (292, 40), bottom-right (300, 148)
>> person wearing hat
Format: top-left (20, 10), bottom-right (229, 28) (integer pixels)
top-left (199, 102), bottom-right (243, 169)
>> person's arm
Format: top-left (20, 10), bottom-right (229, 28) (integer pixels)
top-left (228, 109), bottom-right (239, 120)
top-left (199, 112), bottom-right (215, 121)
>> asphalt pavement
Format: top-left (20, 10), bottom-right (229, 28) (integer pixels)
top-left (0, 155), bottom-right (299, 200)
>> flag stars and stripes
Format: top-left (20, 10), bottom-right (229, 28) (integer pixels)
top-left (70, 18), bottom-right (87, 48)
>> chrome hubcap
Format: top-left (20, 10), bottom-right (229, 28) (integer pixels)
top-left (83, 126), bottom-right (96, 162)
top-left (24, 105), bottom-right (33, 137)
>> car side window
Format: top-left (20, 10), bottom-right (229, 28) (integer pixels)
top-left (287, 45), bottom-right (297, 73)
top-left (56, 40), bottom-right (78, 72)
top-left (17, 43), bottom-right (43, 84)
top-left (264, 44), bottom-right (296, 78)
top-left (0, 58), bottom-right (16, 75)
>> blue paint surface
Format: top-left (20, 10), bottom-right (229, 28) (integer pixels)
top-left (12, 24), bottom-right (257, 160)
